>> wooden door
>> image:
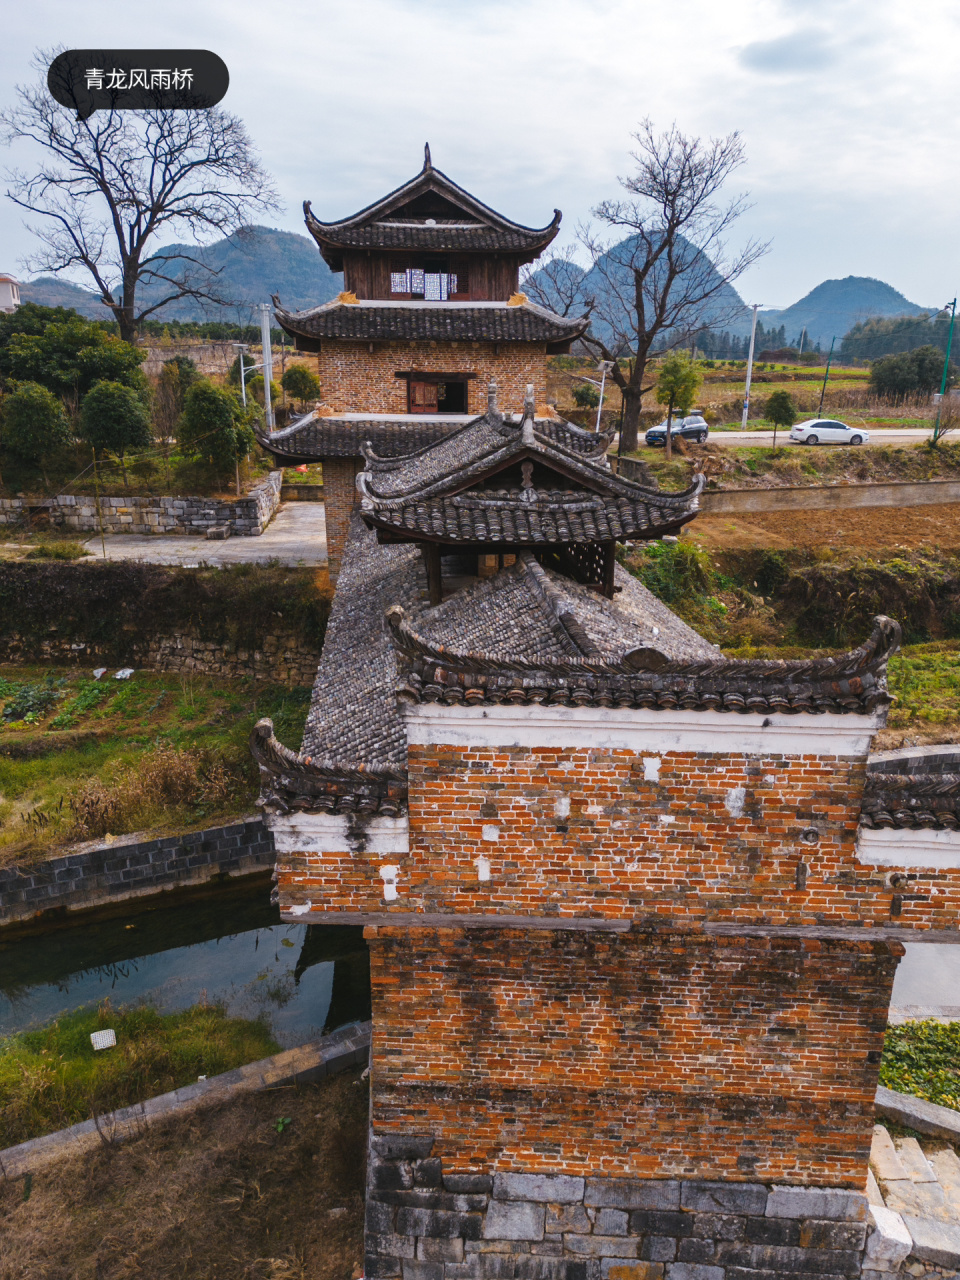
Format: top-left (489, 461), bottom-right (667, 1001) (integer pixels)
top-left (410, 380), bottom-right (439, 413)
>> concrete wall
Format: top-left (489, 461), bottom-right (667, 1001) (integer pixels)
top-left (0, 817), bottom-right (274, 924)
top-left (0, 471), bottom-right (282, 536)
top-left (699, 479), bottom-right (960, 515)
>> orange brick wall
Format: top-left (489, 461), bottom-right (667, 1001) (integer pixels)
top-left (278, 742), bottom-right (951, 928)
top-left (318, 341), bottom-right (547, 415)
top-left (366, 925), bottom-right (900, 1185)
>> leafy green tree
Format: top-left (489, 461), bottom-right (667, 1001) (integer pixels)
top-left (0, 301), bottom-right (85, 347)
top-left (765, 389), bottom-right (797, 450)
top-left (227, 351), bottom-right (258, 386)
top-left (0, 381), bottom-right (71, 483)
top-left (281, 363), bottom-right (321, 408)
top-left (655, 352), bottom-right (703, 459)
top-left (79, 380), bottom-right (152, 485)
top-left (0, 316), bottom-right (145, 420)
top-left (179, 381), bottom-right (255, 491)
top-left (869, 345), bottom-right (954, 403)
top-left (246, 374), bottom-right (281, 408)
top-left (572, 383), bottom-right (601, 409)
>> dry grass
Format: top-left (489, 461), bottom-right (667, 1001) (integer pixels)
top-left (0, 1068), bottom-right (368, 1280)
top-left (68, 745), bottom-right (234, 841)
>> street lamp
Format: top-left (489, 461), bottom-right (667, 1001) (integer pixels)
top-left (595, 360), bottom-right (614, 434)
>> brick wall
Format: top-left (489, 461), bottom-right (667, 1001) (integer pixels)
top-left (318, 342), bottom-right (548, 416)
top-left (324, 457), bottom-right (363, 579)
top-left (279, 741), bottom-right (907, 927)
top-left (0, 818), bottom-right (274, 924)
top-left (366, 926), bottom-right (898, 1186)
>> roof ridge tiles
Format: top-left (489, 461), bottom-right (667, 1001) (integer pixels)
top-left (386, 607), bottom-right (901, 715)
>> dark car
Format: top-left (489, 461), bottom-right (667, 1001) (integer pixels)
top-left (644, 414), bottom-right (709, 447)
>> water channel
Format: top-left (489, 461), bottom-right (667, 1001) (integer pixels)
top-left (0, 874), bottom-right (370, 1047)
top-left (0, 873), bottom-right (955, 1045)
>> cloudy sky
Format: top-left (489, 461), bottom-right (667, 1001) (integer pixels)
top-left (1, 0), bottom-right (957, 310)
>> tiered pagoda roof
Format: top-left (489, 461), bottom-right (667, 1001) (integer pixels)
top-left (357, 386), bottom-right (703, 547)
top-left (254, 412), bottom-right (462, 463)
top-left (302, 144), bottom-right (562, 272)
top-left (272, 296), bottom-right (588, 351)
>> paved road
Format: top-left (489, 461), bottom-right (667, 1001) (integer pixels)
top-left (83, 502), bottom-right (328, 567)
top-left (707, 428), bottom-right (932, 448)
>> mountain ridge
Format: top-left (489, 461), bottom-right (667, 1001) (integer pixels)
top-left (14, 232), bottom-right (934, 351)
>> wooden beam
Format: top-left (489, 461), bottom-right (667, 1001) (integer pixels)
top-left (423, 543), bottom-right (442, 606)
top-left (602, 541), bottom-right (616, 599)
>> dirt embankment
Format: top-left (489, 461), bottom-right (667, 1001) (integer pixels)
top-left (688, 503), bottom-right (960, 554)
top-left (0, 1070), bottom-right (367, 1280)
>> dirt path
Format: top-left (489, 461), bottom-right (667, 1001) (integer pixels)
top-left (686, 502), bottom-right (960, 552)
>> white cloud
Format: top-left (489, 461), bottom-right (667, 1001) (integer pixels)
top-left (1, 0), bottom-right (959, 308)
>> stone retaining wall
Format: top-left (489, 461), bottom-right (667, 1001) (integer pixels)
top-left (366, 1153), bottom-right (877, 1280)
top-left (0, 817), bottom-right (274, 924)
top-left (0, 471), bottom-right (282, 536)
top-left (0, 628), bottom-right (321, 684)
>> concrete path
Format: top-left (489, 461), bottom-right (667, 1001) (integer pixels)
top-left (83, 502), bottom-right (327, 567)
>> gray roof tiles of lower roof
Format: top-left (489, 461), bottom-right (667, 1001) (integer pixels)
top-left (299, 518), bottom-right (422, 766)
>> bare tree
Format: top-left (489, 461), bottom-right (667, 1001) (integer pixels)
top-left (1, 51), bottom-right (279, 343)
top-left (527, 122), bottom-right (766, 451)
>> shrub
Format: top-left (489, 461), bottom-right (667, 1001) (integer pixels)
top-left (282, 363), bottom-right (321, 406)
top-left (26, 541), bottom-right (90, 560)
top-left (572, 383), bottom-right (600, 409)
top-left (179, 381), bottom-right (254, 477)
top-left (0, 381), bottom-right (71, 475)
top-left (80, 379), bottom-right (153, 481)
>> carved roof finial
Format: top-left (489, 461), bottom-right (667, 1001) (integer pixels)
top-left (423, 142), bottom-right (432, 170)
top-left (487, 380), bottom-right (498, 415)
top-left (521, 384), bottom-right (536, 445)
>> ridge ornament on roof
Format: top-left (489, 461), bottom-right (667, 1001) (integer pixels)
top-left (300, 149), bottom-right (563, 270)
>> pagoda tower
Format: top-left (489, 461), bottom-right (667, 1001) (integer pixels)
top-left (258, 146), bottom-right (588, 578)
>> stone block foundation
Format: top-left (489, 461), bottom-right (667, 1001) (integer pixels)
top-left (365, 1153), bottom-right (875, 1280)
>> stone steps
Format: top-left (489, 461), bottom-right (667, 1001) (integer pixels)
top-left (869, 1123), bottom-right (960, 1279)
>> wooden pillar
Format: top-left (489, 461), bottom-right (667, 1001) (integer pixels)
top-left (602, 541), bottom-right (616, 598)
top-left (423, 543), bottom-right (442, 606)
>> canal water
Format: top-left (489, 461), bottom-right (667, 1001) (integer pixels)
top-left (0, 875), bottom-right (369, 1048)
top-left (0, 872), bottom-right (955, 1045)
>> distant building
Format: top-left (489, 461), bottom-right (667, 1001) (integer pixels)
top-left (0, 273), bottom-right (21, 314)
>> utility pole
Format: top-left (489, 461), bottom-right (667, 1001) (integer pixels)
top-left (933, 298), bottom-right (957, 445)
top-left (817, 337), bottom-right (836, 419)
top-left (798, 327), bottom-right (806, 356)
top-left (232, 342), bottom-right (250, 407)
top-left (741, 304), bottom-right (760, 431)
top-left (260, 303), bottom-right (275, 429)
top-left (595, 360), bottom-right (614, 434)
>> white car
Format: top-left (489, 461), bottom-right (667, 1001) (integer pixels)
top-left (789, 418), bottom-right (869, 445)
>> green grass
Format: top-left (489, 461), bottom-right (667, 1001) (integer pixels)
top-left (0, 666), bottom-right (312, 863)
top-left (886, 642), bottom-right (960, 731)
top-left (879, 1020), bottom-right (960, 1109)
top-left (0, 1000), bottom-right (280, 1147)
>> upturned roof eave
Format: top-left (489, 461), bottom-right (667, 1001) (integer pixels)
top-left (302, 165), bottom-right (563, 237)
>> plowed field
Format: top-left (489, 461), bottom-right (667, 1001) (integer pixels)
top-left (686, 503), bottom-right (960, 552)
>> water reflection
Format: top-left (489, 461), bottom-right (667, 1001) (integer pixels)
top-left (0, 879), bottom-right (370, 1048)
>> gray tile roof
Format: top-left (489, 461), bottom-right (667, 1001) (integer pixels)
top-left (273, 298), bottom-right (588, 346)
top-left (255, 415), bottom-right (461, 462)
top-left (358, 401), bottom-right (702, 545)
top-left (301, 155), bottom-right (561, 270)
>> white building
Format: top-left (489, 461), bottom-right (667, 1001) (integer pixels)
top-left (0, 273), bottom-right (20, 314)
